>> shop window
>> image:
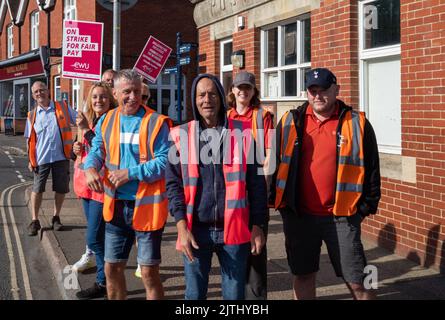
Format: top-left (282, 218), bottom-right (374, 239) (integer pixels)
top-left (220, 38), bottom-right (233, 95)
top-left (359, 0), bottom-right (401, 154)
top-left (31, 11), bottom-right (39, 50)
top-left (7, 24), bottom-right (14, 58)
top-left (1, 83), bottom-right (14, 117)
top-left (261, 16), bottom-right (311, 100)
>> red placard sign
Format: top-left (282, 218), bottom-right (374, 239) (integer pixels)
top-left (62, 20), bottom-right (103, 81)
top-left (133, 36), bottom-right (172, 83)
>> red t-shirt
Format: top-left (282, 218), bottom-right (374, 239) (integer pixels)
top-left (298, 104), bottom-right (339, 215)
top-left (227, 107), bottom-right (274, 149)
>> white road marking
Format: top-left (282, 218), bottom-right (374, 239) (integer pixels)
top-left (0, 182), bottom-right (33, 300)
top-left (7, 183), bottom-right (34, 300)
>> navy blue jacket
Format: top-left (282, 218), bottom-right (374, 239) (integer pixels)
top-left (166, 74), bottom-right (267, 229)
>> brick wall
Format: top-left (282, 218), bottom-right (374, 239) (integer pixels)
top-left (311, 0), bottom-right (359, 108)
top-left (363, 0), bottom-right (445, 271)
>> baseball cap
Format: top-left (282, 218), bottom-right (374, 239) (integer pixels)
top-left (233, 71), bottom-right (256, 88)
top-left (305, 68), bottom-right (337, 89)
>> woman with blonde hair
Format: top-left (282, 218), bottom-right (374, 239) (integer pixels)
top-left (71, 81), bottom-right (117, 299)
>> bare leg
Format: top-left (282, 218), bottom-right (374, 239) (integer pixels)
top-left (293, 273), bottom-right (317, 300)
top-left (345, 282), bottom-right (376, 300)
top-left (105, 262), bottom-right (127, 300)
top-left (30, 192), bottom-right (43, 221)
top-left (54, 192), bottom-right (65, 216)
top-left (141, 265), bottom-right (164, 300)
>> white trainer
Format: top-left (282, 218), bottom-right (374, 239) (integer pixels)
top-left (72, 252), bottom-right (96, 273)
top-left (135, 264), bottom-right (142, 278)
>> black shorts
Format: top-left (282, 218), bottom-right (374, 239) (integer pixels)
top-left (32, 160), bottom-right (70, 194)
top-left (280, 209), bottom-right (367, 284)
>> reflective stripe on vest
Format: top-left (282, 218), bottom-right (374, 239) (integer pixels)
top-left (274, 111), bottom-right (297, 209)
top-left (332, 110), bottom-right (366, 216)
top-left (171, 119), bottom-right (251, 247)
top-left (27, 102), bottom-right (73, 167)
top-left (274, 109), bottom-right (366, 216)
top-left (101, 106), bottom-right (171, 231)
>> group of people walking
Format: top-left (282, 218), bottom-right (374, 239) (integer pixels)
top-left (24, 66), bottom-right (381, 300)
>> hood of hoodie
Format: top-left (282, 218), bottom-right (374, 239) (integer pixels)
top-left (191, 73), bottom-right (228, 128)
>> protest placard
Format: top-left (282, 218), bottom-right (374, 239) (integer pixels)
top-left (134, 36), bottom-right (172, 83)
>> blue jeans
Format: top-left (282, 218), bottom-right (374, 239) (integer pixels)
top-left (183, 226), bottom-right (250, 300)
top-left (81, 198), bottom-right (105, 285)
top-left (104, 200), bottom-right (163, 266)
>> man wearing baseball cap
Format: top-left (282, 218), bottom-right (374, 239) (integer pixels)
top-left (270, 67), bottom-right (381, 299)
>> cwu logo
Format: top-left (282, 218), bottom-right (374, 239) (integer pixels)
top-left (71, 62), bottom-right (90, 71)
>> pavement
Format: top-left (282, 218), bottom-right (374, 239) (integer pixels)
top-left (25, 169), bottom-right (445, 300)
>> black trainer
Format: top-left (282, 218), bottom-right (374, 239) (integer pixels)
top-left (51, 216), bottom-right (63, 231)
top-left (28, 220), bottom-right (41, 236)
top-left (76, 283), bottom-right (107, 300)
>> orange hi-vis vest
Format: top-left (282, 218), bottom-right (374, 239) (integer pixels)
top-left (275, 109), bottom-right (366, 216)
top-left (227, 107), bottom-right (270, 154)
top-left (170, 119), bottom-right (252, 247)
top-left (101, 106), bottom-right (171, 231)
top-left (27, 101), bottom-right (73, 168)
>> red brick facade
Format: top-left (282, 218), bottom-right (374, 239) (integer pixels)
top-left (196, 0), bottom-right (445, 271)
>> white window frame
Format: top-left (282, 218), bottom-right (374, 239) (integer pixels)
top-left (72, 78), bottom-right (80, 111)
top-left (220, 38), bottom-right (233, 83)
top-left (148, 74), bottom-right (186, 121)
top-left (54, 76), bottom-right (61, 101)
top-left (7, 24), bottom-right (14, 58)
top-left (359, 0), bottom-right (401, 154)
top-left (261, 15), bottom-right (311, 101)
top-left (31, 11), bottom-right (39, 50)
top-left (64, 0), bottom-right (77, 20)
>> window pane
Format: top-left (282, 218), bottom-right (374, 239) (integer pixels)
top-left (266, 28), bottom-right (278, 68)
top-left (364, 0), bottom-right (400, 49)
top-left (161, 89), bottom-right (170, 116)
top-left (284, 23), bottom-right (297, 65)
top-left (1, 83), bottom-right (14, 117)
top-left (148, 89), bottom-right (158, 111)
top-left (284, 70), bottom-right (297, 96)
top-left (162, 73), bottom-right (171, 85)
top-left (265, 72), bottom-right (279, 98)
top-left (223, 42), bottom-right (233, 66)
top-left (367, 57), bottom-right (401, 152)
top-left (222, 71), bottom-right (233, 96)
top-left (303, 18), bottom-right (311, 63)
top-left (301, 67), bottom-right (311, 91)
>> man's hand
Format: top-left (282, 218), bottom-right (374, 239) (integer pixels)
top-left (177, 220), bottom-right (199, 262)
top-left (73, 141), bottom-right (84, 157)
top-left (28, 162), bottom-right (35, 173)
top-left (85, 168), bottom-right (104, 193)
top-left (250, 225), bottom-right (265, 256)
top-left (108, 169), bottom-right (129, 188)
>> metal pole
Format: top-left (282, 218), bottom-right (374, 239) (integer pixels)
top-left (47, 11), bottom-right (51, 95)
top-left (113, 0), bottom-right (121, 71)
top-left (176, 32), bottom-right (182, 123)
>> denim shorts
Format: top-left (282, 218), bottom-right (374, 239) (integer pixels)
top-left (280, 209), bottom-right (367, 285)
top-left (104, 200), bottom-right (164, 266)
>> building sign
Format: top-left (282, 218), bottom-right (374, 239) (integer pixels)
top-left (62, 20), bottom-right (103, 81)
top-left (134, 36), bottom-right (172, 83)
top-left (0, 59), bottom-right (44, 81)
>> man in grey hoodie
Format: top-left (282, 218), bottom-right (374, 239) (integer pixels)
top-left (166, 74), bottom-right (267, 300)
